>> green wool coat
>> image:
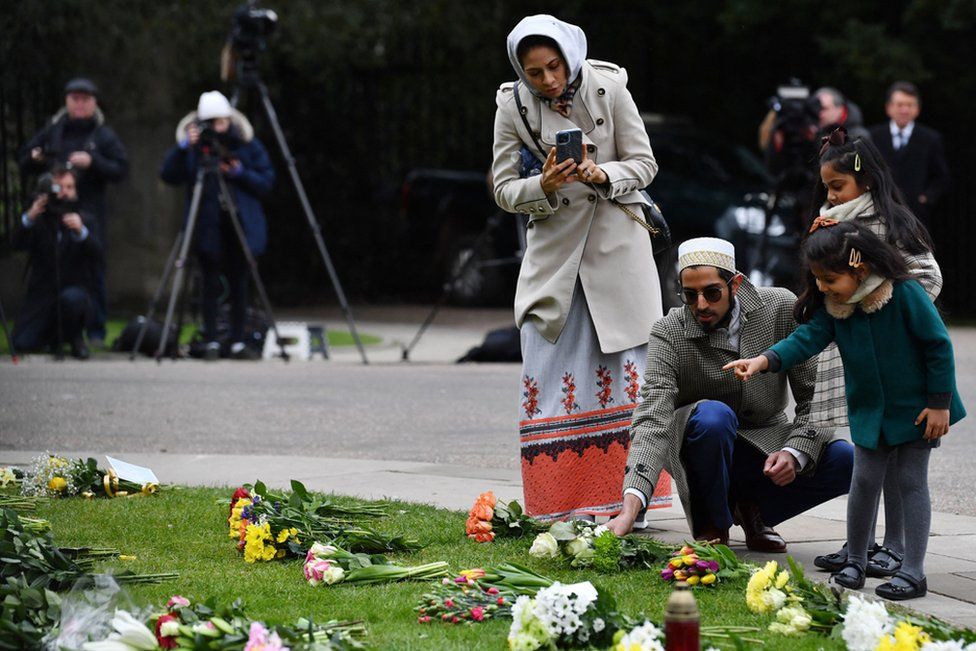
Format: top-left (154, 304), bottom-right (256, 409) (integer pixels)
top-left (769, 279), bottom-right (965, 449)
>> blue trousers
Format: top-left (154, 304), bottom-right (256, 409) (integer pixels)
top-left (13, 286), bottom-right (91, 352)
top-left (681, 400), bottom-right (853, 536)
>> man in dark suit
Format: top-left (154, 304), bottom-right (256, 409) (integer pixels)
top-left (868, 82), bottom-right (950, 226)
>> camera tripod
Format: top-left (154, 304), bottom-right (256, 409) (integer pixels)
top-left (400, 210), bottom-right (526, 361)
top-left (131, 147), bottom-right (289, 362)
top-left (230, 58), bottom-right (369, 365)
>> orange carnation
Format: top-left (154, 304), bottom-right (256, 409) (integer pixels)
top-left (476, 491), bottom-right (497, 509)
top-left (466, 518), bottom-right (492, 535)
top-left (468, 531), bottom-right (495, 543)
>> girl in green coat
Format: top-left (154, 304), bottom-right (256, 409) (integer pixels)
top-left (724, 221), bottom-right (965, 600)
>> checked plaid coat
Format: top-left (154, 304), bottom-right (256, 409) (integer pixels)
top-left (809, 213), bottom-right (942, 426)
top-left (623, 280), bottom-right (833, 533)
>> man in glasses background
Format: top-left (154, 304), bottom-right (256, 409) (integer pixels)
top-left (607, 238), bottom-right (853, 551)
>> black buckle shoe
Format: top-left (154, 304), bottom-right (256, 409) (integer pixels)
top-left (70, 337), bottom-right (90, 360)
top-left (831, 562), bottom-right (866, 590)
top-left (875, 571), bottom-right (926, 601)
top-left (866, 545), bottom-right (903, 578)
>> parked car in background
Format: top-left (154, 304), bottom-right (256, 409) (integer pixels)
top-left (399, 116), bottom-right (799, 308)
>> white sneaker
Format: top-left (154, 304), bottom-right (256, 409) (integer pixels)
top-left (631, 509), bottom-right (649, 531)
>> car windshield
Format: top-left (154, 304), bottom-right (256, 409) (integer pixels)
top-left (649, 130), bottom-right (772, 187)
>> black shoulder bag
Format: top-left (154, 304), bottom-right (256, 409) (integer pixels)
top-left (512, 81), bottom-right (671, 256)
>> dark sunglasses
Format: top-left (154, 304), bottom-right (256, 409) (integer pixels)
top-left (678, 277), bottom-right (734, 306)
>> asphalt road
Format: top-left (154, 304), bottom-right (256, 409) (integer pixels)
top-left (2, 326), bottom-right (974, 516)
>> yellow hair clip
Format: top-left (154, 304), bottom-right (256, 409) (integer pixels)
top-left (854, 153), bottom-right (862, 172)
top-left (848, 248), bottom-right (862, 268)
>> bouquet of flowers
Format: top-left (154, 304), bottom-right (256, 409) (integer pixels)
top-left (227, 481), bottom-right (423, 561)
top-left (610, 620), bottom-right (666, 651)
top-left (466, 491), bottom-right (546, 543)
top-left (302, 542), bottom-right (448, 587)
top-left (507, 581), bottom-right (630, 650)
top-left (415, 564), bottom-right (556, 625)
top-left (529, 521), bottom-right (672, 572)
top-left (659, 542), bottom-right (752, 588)
top-left (149, 594), bottom-right (366, 650)
top-left (840, 594), bottom-right (976, 651)
top-left (19, 454), bottom-right (158, 499)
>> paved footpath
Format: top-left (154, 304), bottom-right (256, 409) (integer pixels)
top-left (1, 308), bottom-right (974, 629)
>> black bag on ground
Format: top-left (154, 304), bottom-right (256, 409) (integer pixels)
top-left (457, 326), bottom-right (522, 363)
top-left (111, 316), bottom-right (179, 357)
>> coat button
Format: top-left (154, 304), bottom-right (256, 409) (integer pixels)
top-left (586, 144), bottom-right (596, 153)
top-left (588, 194), bottom-right (596, 202)
top-left (562, 198), bottom-right (570, 206)
top-left (596, 118), bottom-right (605, 125)
top-left (597, 88), bottom-right (606, 96)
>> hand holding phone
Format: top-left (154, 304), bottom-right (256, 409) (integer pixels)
top-left (556, 128), bottom-right (583, 165)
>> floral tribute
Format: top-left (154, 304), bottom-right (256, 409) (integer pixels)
top-left (19, 454), bottom-right (158, 499)
top-left (226, 480), bottom-right (423, 562)
top-left (508, 581), bottom-right (629, 650)
top-left (302, 542), bottom-right (448, 587)
top-left (416, 570), bottom-right (514, 624)
top-left (529, 521), bottom-right (673, 572)
top-left (466, 491), bottom-right (546, 543)
top-left (660, 544), bottom-right (720, 587)
top-left (141, 594), bottom-right (366, 650)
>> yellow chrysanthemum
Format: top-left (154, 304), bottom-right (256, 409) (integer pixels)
top-left (875, 621), bottom-right (930, 651)
top-left (227, 499), bottom-right (253, 538)
top-left (775, 570), bottom-right (790, 589)
top-left (243, 522), bottom-right (278, 563)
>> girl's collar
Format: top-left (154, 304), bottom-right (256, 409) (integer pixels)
top-left (819, 192), bottom-right (875, 223)
top-left (825, 277), bottom-right (894, 319)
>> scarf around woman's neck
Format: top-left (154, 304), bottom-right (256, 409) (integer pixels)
top-left (543, 76), bottom-right (581, 117)
top-left (819, 192), bottom-right (875, 223)
top-left (825, 275), bottom-right (893, 318)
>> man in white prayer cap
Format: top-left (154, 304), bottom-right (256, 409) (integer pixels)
top-left (607, 237), bottom-right (854, 552)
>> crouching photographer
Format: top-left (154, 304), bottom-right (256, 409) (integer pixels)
top-left (11, 168), bottom-right (102, 359)
top-left (160, 91), bottom-right (274, 360)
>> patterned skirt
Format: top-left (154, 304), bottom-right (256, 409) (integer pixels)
top-left (519, 284), bottom-right (672, 521)
top-left (810, 343), bottom-right (848, 428)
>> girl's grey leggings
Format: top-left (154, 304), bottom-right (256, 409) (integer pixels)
top-left (847, 440), bottom-right (933, 581)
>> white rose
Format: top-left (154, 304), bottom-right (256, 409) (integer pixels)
top-left (309, 542), bottom-right (338, 558)
top-left (567, 537), bottom-right (592, 558)
top-left (159, 620), bottom-right (181, 637)
top-left (529, 532), bottom-right (560, 559)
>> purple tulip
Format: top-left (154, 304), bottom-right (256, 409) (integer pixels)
top-left (707, 560), bottom-right (720, 573)
top-left (661, 568), bottom-right (675, 581)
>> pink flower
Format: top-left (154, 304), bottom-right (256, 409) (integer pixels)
top-left (243, 621), bottom-right (286, 651)
top-left (166, 595), bottom-right (190, 609)
top-left (487, 587), bottom-right (499, 594)
top-left (444, 599), bottom-right (454, 608)
top-left (304, 558), bottom-right (330, 585)
top-left (471, 607), bottom-right (485, 622)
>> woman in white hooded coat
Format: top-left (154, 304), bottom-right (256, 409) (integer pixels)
top-left (492, 15), bottom-right (670, 521)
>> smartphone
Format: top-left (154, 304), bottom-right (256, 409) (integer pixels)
top-left (556, 128), bottom-right (583, 165)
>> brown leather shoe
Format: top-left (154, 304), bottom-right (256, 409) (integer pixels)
top-left (694, 526), bottom-right (729, 546)
top-left (734, 502), bottom-right (787, 552)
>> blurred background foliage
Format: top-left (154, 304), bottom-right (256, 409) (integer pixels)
top-left (2, 0), bottom-right (974, 312)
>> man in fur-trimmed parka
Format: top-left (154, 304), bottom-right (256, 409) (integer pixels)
top-left (607, 238), bottom-right (853, 552)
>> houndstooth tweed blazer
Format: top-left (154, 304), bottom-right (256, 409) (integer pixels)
top-left (810, 213), bottom-right (942, 426)
top-left (624, 280), bottom-right (833, 532)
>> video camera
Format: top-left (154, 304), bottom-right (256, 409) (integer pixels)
top-left (35, 172), bottom-right (78, 218)
top-left (229, 2), bottom-right (278, 58)
top-left (764, 79), bottom-right (821, 183)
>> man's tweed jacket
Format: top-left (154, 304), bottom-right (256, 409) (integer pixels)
top-left (624, 280), bottom-right (834, 532)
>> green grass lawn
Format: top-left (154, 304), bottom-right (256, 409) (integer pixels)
top-left (0, 319), bottom-right (380, 354)
top-left (35, 487), bottom-right (847, 650)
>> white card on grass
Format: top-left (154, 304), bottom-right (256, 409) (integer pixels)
top-left (105, 456), bottom-right (159, 485)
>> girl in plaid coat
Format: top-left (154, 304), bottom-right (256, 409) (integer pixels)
top-left (725, 221), bottom-right (965, 600)
top-left (807, 127), bottom-right (941, 582)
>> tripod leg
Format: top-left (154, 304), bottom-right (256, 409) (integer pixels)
top-left (402, 216), bottom-right (499, 361)
top-left (214, 173), bottom-right (289, 361)
top-left (130, 230), bottom-right (184, 360)
top-left (0, 295), bottom-right (18, 363)
top-left (157, 167), bottom-right (206, 361)
top-left (254, 82), bottom-right (369, 364)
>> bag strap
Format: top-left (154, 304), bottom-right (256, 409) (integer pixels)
top-left (514, 80), bottom-right (658, 236)
top-left (513, 81), bottom-right (547, 160)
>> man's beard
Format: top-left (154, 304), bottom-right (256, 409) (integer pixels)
top-left (693, 296), bottom-right (735, 332)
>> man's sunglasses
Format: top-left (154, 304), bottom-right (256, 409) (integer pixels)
top-left (678, 277), bottom-right (734, 306)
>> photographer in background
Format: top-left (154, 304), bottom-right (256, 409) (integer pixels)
top-left (815, 87), bottom-right (870, 141)
top-left (11, 168), bottom-right (103, 360)
top-left (160, 91), bottom-right (274, 361)
top-left (18, 78), bottom-right (129, 348)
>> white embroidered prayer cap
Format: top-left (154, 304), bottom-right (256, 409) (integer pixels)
top-left (677, 237), bottom-right (736, 273)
